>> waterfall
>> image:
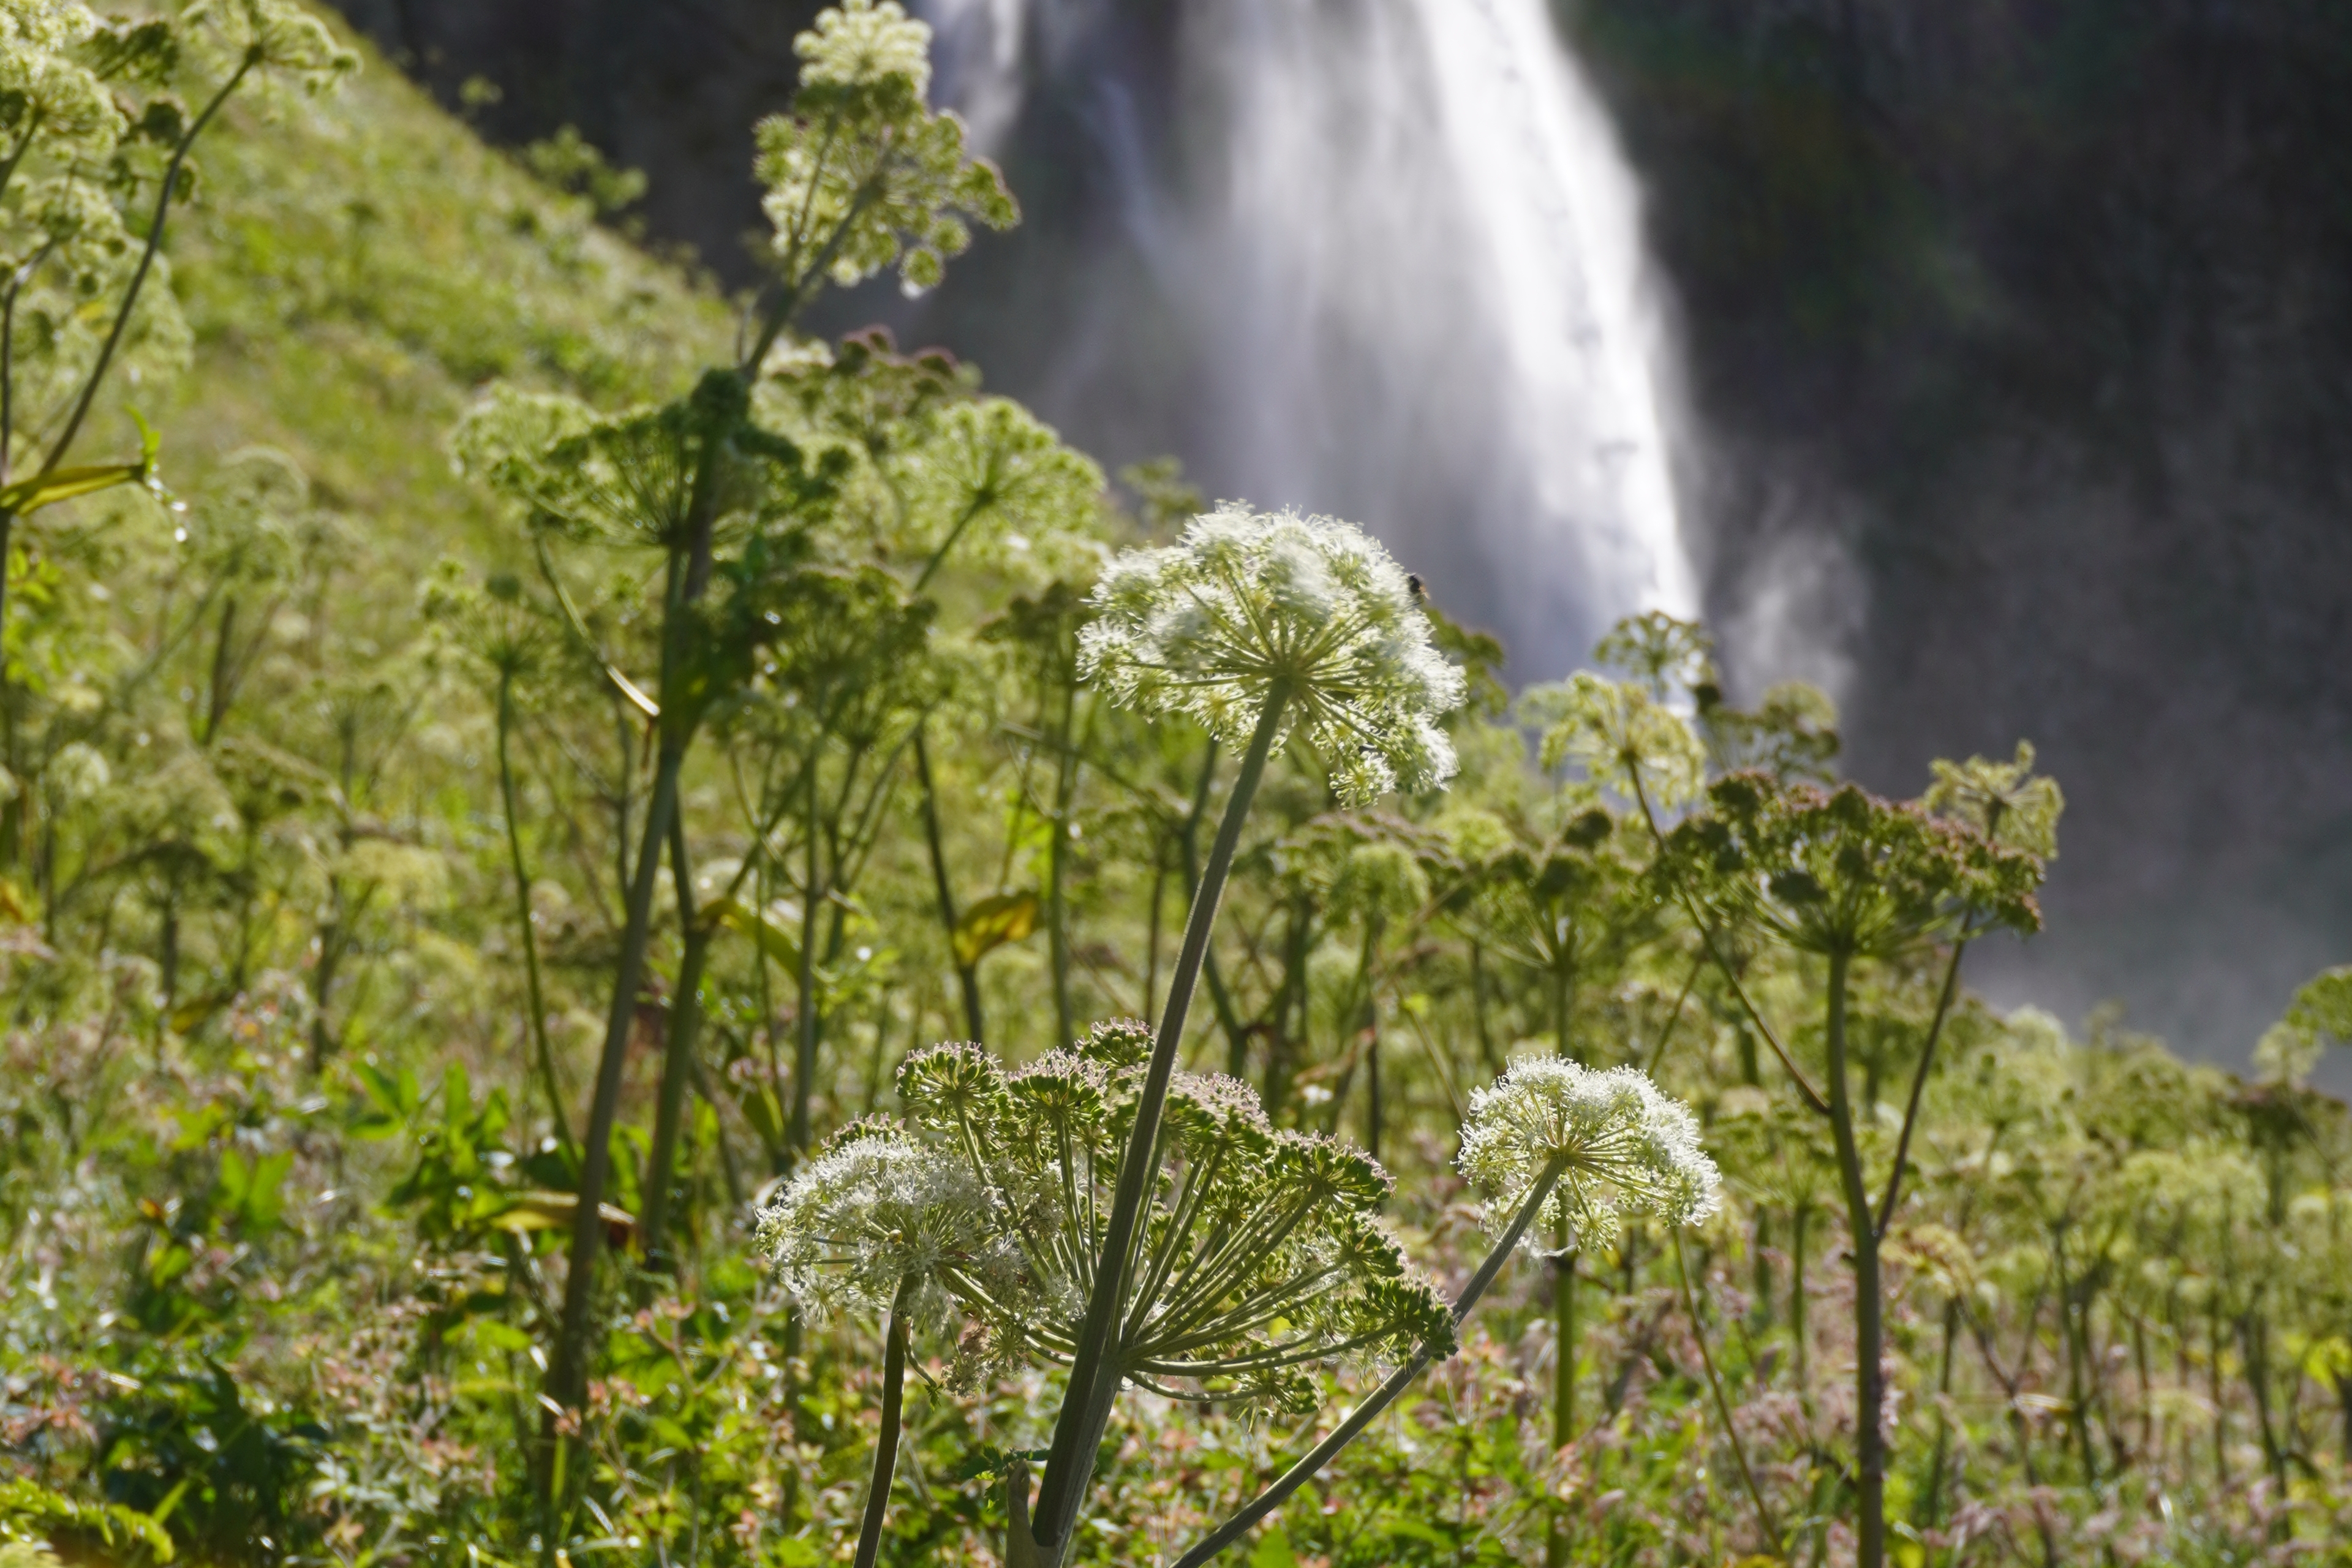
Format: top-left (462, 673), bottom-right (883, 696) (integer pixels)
top-left (916, 0), bottom-right (1696, 677)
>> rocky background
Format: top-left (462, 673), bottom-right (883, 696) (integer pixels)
top-left (324, 0), bottom-right (2352, 1069)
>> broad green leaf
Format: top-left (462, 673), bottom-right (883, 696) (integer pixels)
top-left (0, 416), bottom-right (159, 516)
top-left (486, 1189), bottom-right (635, 1242)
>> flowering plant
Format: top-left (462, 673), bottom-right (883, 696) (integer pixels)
top-left (1080, 502), bottom-right (1464, 805)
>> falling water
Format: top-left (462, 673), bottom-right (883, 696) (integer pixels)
top-left (916, 0), bottom-right (1697, 677)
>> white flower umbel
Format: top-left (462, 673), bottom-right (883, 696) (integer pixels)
top-left (756, 1126), bottom-right (1008, 1327)
top-left (1080, 503), bottom-right (1465, 806)
top-left (758, 1123), bottom-right (1019, 1568)
top-left (1457, 1058), bottom-right (1720, 1251)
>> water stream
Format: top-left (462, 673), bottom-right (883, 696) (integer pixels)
top-left (918, 0), bottom-right (1695, 676)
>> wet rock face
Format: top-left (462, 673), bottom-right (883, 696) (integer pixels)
top-left (328, 0), bottom-right (2352, 1064)
top-left (1568, 0), bottom-right (2352, 1060)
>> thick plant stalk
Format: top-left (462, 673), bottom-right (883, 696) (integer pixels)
top-left (1027, 687), bottom-right (1289, 1564)
top-left (548, 421), bottom-right (725, 1451)
top-left (498, 668), bottom-right (572, 1153)
top-left (1047, 672), bottom-right (1079, 1048)
top-left (791, 756), bottom-right (823, 1161)
top-left (1821, 949), bottom-right (1887, 1568)
top-left (1170, 1153), bottom-right (1569, 1568)
top-left (546, 734), bottom-right (681, 1423)
top-left (853, 1273), bottom-right (920, 1568)
top-left (1547, 954), bottom-right (1577, 1568)
top-left (640, 809), bottom-right (712, 1269)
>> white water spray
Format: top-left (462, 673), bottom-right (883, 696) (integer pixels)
top-left (919, 0), bottom-right (1697, 675)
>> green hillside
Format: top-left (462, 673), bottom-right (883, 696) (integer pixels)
top-left (160, 23), bottom-right (724, 541)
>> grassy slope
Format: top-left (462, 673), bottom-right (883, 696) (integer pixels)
top-left (153, 21), bottom-right (728, 561)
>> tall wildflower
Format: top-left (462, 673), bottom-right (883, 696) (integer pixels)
top-left (1651, 761), bottom-right (2054, 1568)
top-left (757, 1023), bottom-right (1447, 1564)
top-left (1020, 507), bottom-right (1462, 1564)
top-left (757, 1125), bottom-right (1014, 1568)
top-left (1080, 502), bottom-right (1464, 805)
top-left (1174, 1059), bottom-right (1720, 1566)
top-left (445, 0), bottom-right (1018, 1459)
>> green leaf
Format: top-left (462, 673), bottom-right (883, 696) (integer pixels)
top-left (459, 1320), bottom-right (537, 1357)
top-left (737, 1083), bottom-right (784, 1148)
top-left (0, 418), bottom-right (159, 517)
top-left (951, 888), bottom-right (1039, 969)
top-left (713, 897), bottom-right (802, 971)
top-left (484, 1189), bottom-right (634, 1242)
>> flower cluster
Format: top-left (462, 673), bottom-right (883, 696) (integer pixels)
top-left (755, 0), bottom-right (1016, 297)
top-left (755, 1121), bottom-right (1017, 1333)
top-left (1079, 503), bottom-right (1465, 804)
top-left (1528, 671), bottom-right (1706, 809)
top-left (1925, 741), bottom-right (2065, 861)
top-left (757, 1021), bottom-right (1452, 1409)
top-left (1665, 773), bottom-right (2046, 957)
top-left (1457, 1058), bottom-right (1721, 1250)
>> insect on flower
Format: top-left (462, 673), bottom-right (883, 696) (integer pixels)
top-left (1078, 503), bottom-right (1466, 805)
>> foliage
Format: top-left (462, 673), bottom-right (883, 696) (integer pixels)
top-left (0, 4), bottom-right (2340, 1568)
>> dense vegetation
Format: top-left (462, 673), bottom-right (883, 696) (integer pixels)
top-left (2, 3), bottom-right (2351, 1567)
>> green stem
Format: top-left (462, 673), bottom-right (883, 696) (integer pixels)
top-left (43, 55), bottom-right (253, 477)
top-left (546, 454), bottom-right (718, 1468)
top-left (913, 723), bottom-right (984, 1039)
top-left (1822, 949), bottom-right (1886, 1568)
top-left (1874, 931), bottom-right (1969, 1237)
top-left (851, 1273), bottom-right (918, 1568)
top-left (791, 748), bottom-right (823, 1161)
top-left (1029, 688), bottom-right (1289, 1564)
top-left (1170, 1155), bottom-right (1567, 1568)
top-left (545, 736), bottom-right (679, 1425)
top-left (1674, 1230), bottom-right (1781, 1556)
top-left (1548, 1240), bottom-right (1575, 1568)
top-left (641, 807), bottom-right (712, 1270)
top-left (1047, 671), bottom-right (1078, 1048)
top-left (500, 669), bottom-right (572, 1155)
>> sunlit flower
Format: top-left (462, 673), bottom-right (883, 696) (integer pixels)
top-left (1078, 503), bottom-right (1465, 804)
top-left (1527, 671), bottom-right (1705, 809)
top-left (756, 1126), bottom-right (1011, 1329)
top-left (793, 0), bottom-right (932, 94)
top-left (1457, 1057), bottom-right (1720, 1250)
top-left (755, 0), bottom-right (1014, 296)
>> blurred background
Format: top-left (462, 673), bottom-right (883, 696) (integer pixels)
top-left (326, 0), bottom-right (2352, 1074)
